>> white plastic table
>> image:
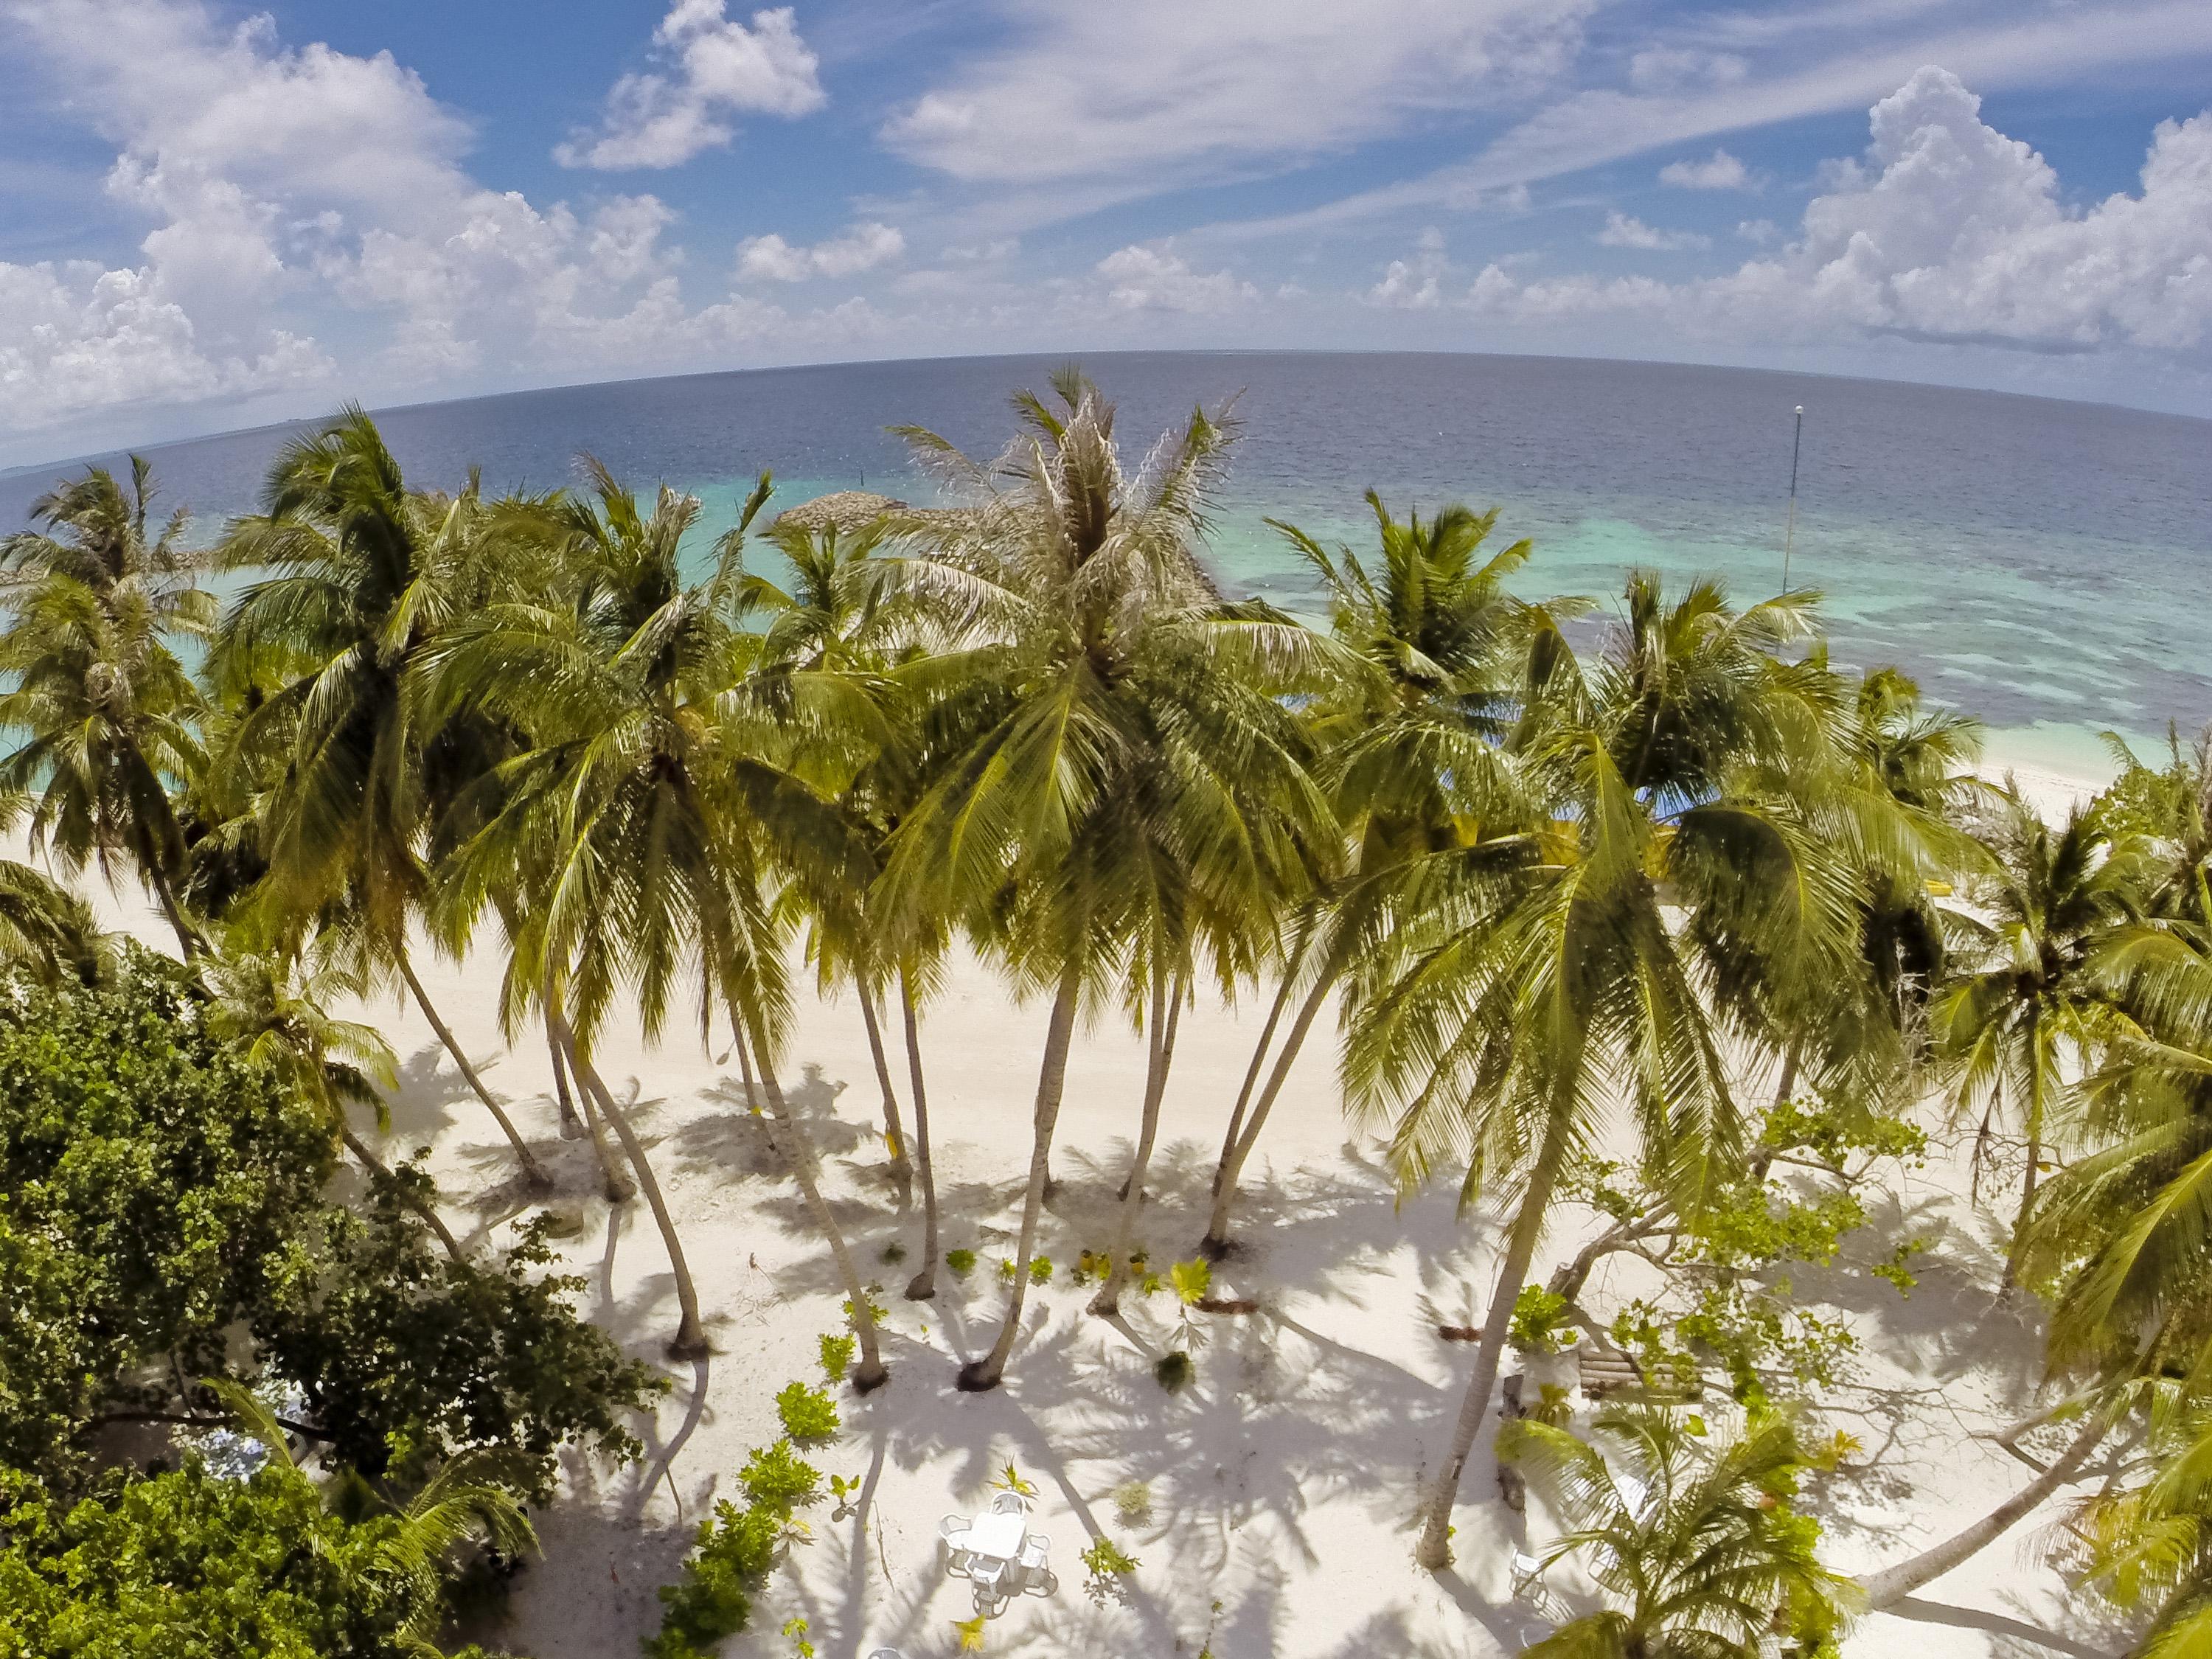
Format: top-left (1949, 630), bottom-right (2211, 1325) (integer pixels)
top-left (966, 1509), bottom-right (1028, 1562)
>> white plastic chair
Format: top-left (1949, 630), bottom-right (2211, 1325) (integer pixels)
top-left (990, 1489), bottom-right (1029, 1516)
top-left (1016, 1532), bottom-right (1056, 1597)
top-left (1509, 1549), bottom-right (1544, 1599)
top-left (970, 1557), bottom-right (1010, 1618)
top-left (939, 1514), bottom-right (974, 1577)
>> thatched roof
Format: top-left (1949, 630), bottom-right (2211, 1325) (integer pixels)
top-left (771, 490), bottom-right (905, 532)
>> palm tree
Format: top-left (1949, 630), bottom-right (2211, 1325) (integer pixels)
top-left (1933, 795), bottom-right (2146, 1289)
top-left (1, 455), bottom-right (212, 636)
top-left (1352, 573), bottom-right (1867, 1568)
top-left (211, 408), bottom-right (549, 1189)
top-left (1500, 1403), bottom-right (1857, 1656)
top-left (425, 462), bottom-right (885, 1371)
top-left (0, 462), bottom-right (212, 961)
top-left (881, 367), bottom-right (1335, 1390)
top-left (202, 944), bottom-right (464, 1259)
top-left (2067, 1375), bottom-right (2212, 1657)
top-left (1201, 493), bottom-right (1543, 1257)
top-left (736, 513), bottom-right (918, 1197)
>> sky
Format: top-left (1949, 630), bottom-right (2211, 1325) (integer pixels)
top-left (3, 0), bottom-right (2211, 467)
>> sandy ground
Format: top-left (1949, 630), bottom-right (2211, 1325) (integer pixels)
top-left (28, 786), bottom-right (2136, 1659)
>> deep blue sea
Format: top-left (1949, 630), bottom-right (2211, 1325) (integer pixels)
top-left (6, 351), bottom-right (2207, 776)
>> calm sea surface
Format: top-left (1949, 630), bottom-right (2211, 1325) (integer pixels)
top-left (6, 352), bottom-right (2206, 776)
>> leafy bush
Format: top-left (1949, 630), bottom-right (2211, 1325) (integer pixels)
top-left (646, 1501), bottom-right (781, 1659)
top-left (1154, 1352), bottom-right (1192, 1392)
top-left (258, 1189), bottom-right (663, 1500)
top-left (879, 1241), bottom-right (907, 1265)
top-left (741, 1439), bottom-right (823, 1512)
top-left (0, 951), bottom-right (331, 1482)
top-left (1508, 1284), bottom-right (1579, 1355)
top-left (1029, 1256), bottom-right (1054, 1284)
top-left (945, 1247), bottom-right (976, 1277)
top-left (775, 1380), bottom-right (840, 1444)
top-left (1112, 1479), bottom-right (1152, 1526)
top-left (0, 1456), bottom-right (518, 1658)
top-left (818, 1334), bottom-right (855, 1383)
top-left (646, 1428), bottom-right (827, 1657)
top-left (1080, 1535), bottom-right (1141, 1604)
top-left (1169, 1259), bottom-right (1211, 1305)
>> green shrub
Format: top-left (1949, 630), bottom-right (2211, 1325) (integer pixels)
top-left (945, 1248), bottom-right (976, 1277)
top-left (1508, 1284), bottom-right (1579, 1355)
top-left (818, 1334), bottom-right (855, 1383)
top-left (1079, 1536), bottom-right (1141, 1604)
top-left (879, 1241), bottom-right (907, 1265)
top-left (1029, 1256), bottom-right (1054, 1285)
top-left (645, 1500), bottom-right (780, 1658)
top-left (1111, 1479), bottom-right (1152, 1526)
top-left (1154, 1352), bottom-right (1192, 1392)
top-left (740, 1439), bottom-right (822, 1514)
top-left (775, 1381), bottom-right (839, 1444)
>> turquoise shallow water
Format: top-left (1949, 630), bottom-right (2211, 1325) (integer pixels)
top-left (6, 351), bottom-right (2205, 779)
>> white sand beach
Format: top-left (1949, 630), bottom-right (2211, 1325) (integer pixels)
top-left (44, 782), bottom-right (2128, 1659)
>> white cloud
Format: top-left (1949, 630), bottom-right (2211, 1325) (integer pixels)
top-left (737, 222), bottom-right (906, 282)
top-left (0, 0), bottom-right (879, 454)
top-left (1596, 210), bottom-right (1711, 251)
top-left (1628, 47), bottom-right (1748, 93)
top-left (1659, 147), bottom-right (1759, 190)
top-left (1737, 218), bottom-right (1781, 244)
top-left (1467, 68), bottom-right (2212, 358)
top-left (1202, 0), bottom-right (2212, 242)
top-left (1096, 245), bottom-right (1258, 313)
top-left (555, 2), bottom-right (824, 171)
top-left (883, 0), bottom-right (1594, 188)
top-left (1369, 226), bottom-right (1450, 308)
top-left (0, 259), bottom-right (328, 432)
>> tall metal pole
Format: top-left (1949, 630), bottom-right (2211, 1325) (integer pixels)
top-left (1781, 404), bottom-right (1804, 589)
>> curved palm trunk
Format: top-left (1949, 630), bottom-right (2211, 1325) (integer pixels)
top-left (553, 1012), bottom-right (706, 1360)
top-left (1414, 1107), bottom-right (1573, 1570)
top-left (1214, 969), bottom-right (1295, 1193)
top-left (1202, 975), bottom-right (1333, 1258)
top-left (857, 981), bottom-right (914, 1196)
top-left (1859, 1414), bottom-right (2108, 1607)
top-left (900, 970), bottom-right (942, 1302)
top-left (341, 1123), bottom-right (463, 1261)
top-left (397, 947), bottom-right (551, 1191)
top-left (544, 972), bottom-right (584, 1141)
top-left (733, 1005), bottom-right (889, 1391)
top-left (2002, 1021), bottom-right (2048, 1294)
top-left (545, 976), bottom-right (627, 1197)
top-left (144, 858), bottom-right (204, 963)
top-left (1092, 974), bottom-right (1181, 1316)
top-left (960, 959), bottom-right (1082, 1392)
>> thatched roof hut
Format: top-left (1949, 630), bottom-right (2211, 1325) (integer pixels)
top-left (770, 491), bottom-right (905, 533)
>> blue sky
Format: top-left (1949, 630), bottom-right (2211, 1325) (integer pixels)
top-left (3, 0), bottom-right (2211, 466)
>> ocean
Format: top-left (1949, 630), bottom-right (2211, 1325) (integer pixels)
top-left (5, 351), bottom-right (2206, 777)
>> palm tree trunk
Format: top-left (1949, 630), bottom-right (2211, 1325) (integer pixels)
top-left (1859, 1415), bottom-right (2108, 1607)
top-left (2002, 1022), bottom-right (2048, 1294)
top-left (900, 968), bottom-right (942, 1302)
top-left (553, 1012), bottom-right (706, 1360)
top-left (960, 959), bottom-right (1082, 1392)
top-left (731, 1004), bottom-right (889, 1391)
top-left (341, 1123), bottom-right (463, 1261)
top-left (543, 971), bottom-right (584, 1141)
top-left (1213, 969), bottom-right (1296, 1193)
top-left (144, 858), bottom-right (203, 963)
top-left (1201, 974), bottom-right (1333, 1258)
top-left (858, 981), bottom-right (914, 1197)
top-left (396, 946), bottom-right (551, 1192)
top-left (1092, 973), bottom-right (1181, 1316)
top-left (545, 975), bottom-right (627, 1195)
top-left (1413, 1105), bottom-right (1573, 1570)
